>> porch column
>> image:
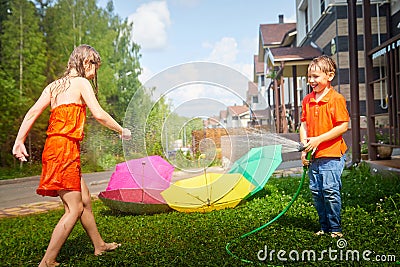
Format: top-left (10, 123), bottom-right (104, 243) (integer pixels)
top-left (362, 0), bottom-right (377, 160)
top-left (274, 79), bottom-right (280, 133)
top-left (348, 0), bottom-right (361, 163)
top-left (292, 65), bottom-right (299, 130)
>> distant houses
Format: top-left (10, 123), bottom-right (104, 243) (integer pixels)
top-left (207, 0), bottom-right (400, 161)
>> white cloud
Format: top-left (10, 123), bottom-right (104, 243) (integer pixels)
top-left (203, 37), bottom-right (254, 81)
top-left (239, 63), bottom-right (253, 81)
top-left (241, 36), bottom-right (259, 58)
top-left (204, 37), bottom-right (238, 65)
top-left (128, 1), bottom-right (171, 51)
top-left (140, 62), bottom-right (250, 118)
top-left (166, 84), bottom-right (243, 117)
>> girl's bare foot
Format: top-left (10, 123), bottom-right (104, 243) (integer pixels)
top-left (38, 260), bottom-right (60, 267)
top-left (94, 242), bottom-right (121, 256)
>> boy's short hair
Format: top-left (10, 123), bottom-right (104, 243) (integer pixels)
top-left (308, 55), bottom-right (337, 74)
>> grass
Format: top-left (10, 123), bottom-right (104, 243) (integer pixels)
top-left (0, 163), bottom-right (43, 180)
top-left (0, 163), bottom-right (399, 266)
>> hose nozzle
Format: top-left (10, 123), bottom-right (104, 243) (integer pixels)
top-left (297, 143), bottom-right (306, 152)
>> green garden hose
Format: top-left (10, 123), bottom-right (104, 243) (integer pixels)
top-left (225, 151), bottom-right (312, 264)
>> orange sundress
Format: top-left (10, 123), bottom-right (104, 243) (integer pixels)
top-left (36, 103), bottom-right (86, 197)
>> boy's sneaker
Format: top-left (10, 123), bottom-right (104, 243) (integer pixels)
top-left (331, 232), bottom-right (343, 238)
top-left (314, 230), bottom-right (325, 236)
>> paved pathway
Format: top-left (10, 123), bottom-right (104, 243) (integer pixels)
top-left (0, 164), bottom-right (304, 219)
top-left (2, 154), bottom-right (398, 219)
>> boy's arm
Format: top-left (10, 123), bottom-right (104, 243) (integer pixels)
top-left (299, 121), bottom-right (308, 145)
top-left (299, 122), bottom-right (310, 165)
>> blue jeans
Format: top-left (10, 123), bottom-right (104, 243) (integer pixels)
top-left (308, 155), bottom-right (346, 233)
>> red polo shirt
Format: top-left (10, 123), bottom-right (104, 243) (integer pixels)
top-left (301, 88), bottom-right (349, 158)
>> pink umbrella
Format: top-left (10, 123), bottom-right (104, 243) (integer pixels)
top-left (106, 155), bottom-right (174, 192)
top-left (99, 156), bottom-right (174, 214)
top-left (98, 189), bottom-right (171, 214)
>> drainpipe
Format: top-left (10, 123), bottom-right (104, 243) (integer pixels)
top-left (348, 0), bottom-right (361, 163)
top-left (268, 67), bottom-right (284, 132)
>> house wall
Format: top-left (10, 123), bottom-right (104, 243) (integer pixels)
top-left (296, 1), bottom-right (390, 117)
top-left (226, 114), bottom-right (249, 128)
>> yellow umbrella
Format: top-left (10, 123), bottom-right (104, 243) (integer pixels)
top-left (161, 172), bottom-right (255, 213)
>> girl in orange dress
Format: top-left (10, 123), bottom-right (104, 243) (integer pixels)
top-left (12, 44), bottom-right (131, 267)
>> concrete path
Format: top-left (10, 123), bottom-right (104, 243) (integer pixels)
top-left (0, 171), bottom-right (114, 218)
top-left (0, 163), bottom-right (304, 219)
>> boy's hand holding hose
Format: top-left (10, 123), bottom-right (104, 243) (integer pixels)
top-left (302, 150), bottom-right (313, 169)
top-left (298, 140), bottom-right (316, 167)
top-left (301, 151), bottom-right (310, 166)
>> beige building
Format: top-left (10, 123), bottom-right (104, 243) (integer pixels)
top-left (249, 0), bottom-right (400, 162)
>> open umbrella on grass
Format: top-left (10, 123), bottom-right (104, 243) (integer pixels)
top-left (99, 155), bottom-right (174, 214)
top-left (98, 188), bottom-right (171, 214)
top-left (106, 155), bottom-right (173, 192)
top-left (161, 172), bottom-right (255, 213)
top-left (228, 145), bottom-right (282, 198)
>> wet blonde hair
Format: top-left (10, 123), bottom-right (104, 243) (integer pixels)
top-left (308, 55), bottom-right (336, 75)
top-left (50, 44), bottom-right (101, 99)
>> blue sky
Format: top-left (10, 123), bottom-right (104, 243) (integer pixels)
top-left (98, 0), bottom-right (296, 83)
top-left (97, 0), bottom-right (296, 117)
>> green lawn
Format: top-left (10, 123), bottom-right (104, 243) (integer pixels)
top-left (0, 163), bottom-right (399, 266)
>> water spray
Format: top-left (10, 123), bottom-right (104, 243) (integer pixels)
top-left (225, 148), bottom-right (312, 264)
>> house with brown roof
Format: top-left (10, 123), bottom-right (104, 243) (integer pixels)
top-left (219, 110), bottom-right (227, 126)
top-left (249, 1), bottom-right (399, 162)
top-left (203, 116), bottom-right (220, 129)
top-left (252, 14), bottom-right (321, 133)
top-left (226, 105), bottom-right (250, 128)
top-left (246, 81), bottom-right (268, 110)
top-left (258, 15), bottom-right (296, 49)
top-left (294, 0), bottom-right (400, 162)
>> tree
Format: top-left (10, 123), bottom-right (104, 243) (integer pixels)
top-left (40, 0), bottom-right (143, 169)
top-left (0, 0), bottom-right (144, 169)
top-left (0, 0), bottom-right (47, 164)
top-left (0, 0), bottom-right (11, 57)
top-left (1, 0), bottom-right (47, 97)
top-left (0, 70), bottom-right (29, 165)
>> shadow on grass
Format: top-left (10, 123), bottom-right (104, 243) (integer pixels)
top-left (274, 214), bottom-right (320, 232)
top-left (99, 207), bottom-right (174, 217)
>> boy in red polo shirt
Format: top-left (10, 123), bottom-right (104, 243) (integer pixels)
top-left (300, 55), bottom-right (349, 238)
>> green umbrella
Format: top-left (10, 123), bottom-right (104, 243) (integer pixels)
top-left (228, 145), bottom-right (282, 198)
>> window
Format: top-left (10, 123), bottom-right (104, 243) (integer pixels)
top-left (252, 96), bottom-right (259, 104)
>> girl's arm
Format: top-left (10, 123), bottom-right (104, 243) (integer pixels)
top-left (80, 78), bottom-right (131, 139)
top-left (12, 87), bottom-right (51, 161)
